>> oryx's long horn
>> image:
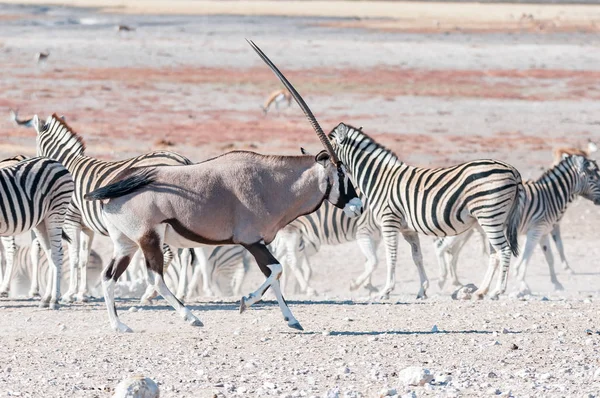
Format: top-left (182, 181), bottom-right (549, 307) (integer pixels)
top-left (9, 109), bottom-right (35, 127)
top-left (247, 39), bottom-right (339, 164)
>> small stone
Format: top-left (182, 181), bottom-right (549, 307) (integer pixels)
top-left (431, 325), bottom-right (439, 333)
top-left (322, 330), bottom-right (331, 336)
top-left (502, 328), bottom-right (510, 334)
top-left (25, 317), bottom-right (32, 322)
top-left (490, 340), bottom-right (501, 346)
top-left (400, 392), bottom-right (417, 398)
top-left (5, 367), bottom-right (11, 373)
top-left (510, 344), bottom-right (518, 350)
top-left (379, 387), bottom-right (397, 397)
top-left (541, 296), bottom-right (549, 301)
top-left (593, 368), bottom-right (600, 381)
top-left (128, 307), bottom-right (138, 312)
top-left (488, 372), bottom-right (497, 378)
top-left (398, 366), bottom-right (433, 386)
top-left (368, 336), bottom-right (379, 342)
top-left (264, 382), bottom-right (276, 390)
top-left (586, 329), bottom-right (594, 335)
top-left (486, 387), bottom-right (501, 395)
top-left (343, 317), bottom-right (353, 322)
top-left (113, 375), bottom-right (159, 398)
top-left (59, 324), bottom-right (67, 332)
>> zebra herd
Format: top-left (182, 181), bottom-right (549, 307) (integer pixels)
top-left (1, 41), bottom-right (599, 331)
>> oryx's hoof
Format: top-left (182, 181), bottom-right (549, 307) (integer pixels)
top-left (239, 296), bottom-right (247, 314)
top-left (472, 289), bottom-right (486, 300)
top-left (189, 318), bottom-right (203, 327)
top-left (378, 291), bottom-right (391, 301)
top-left (553, 282), bottom-right (564, 291)
top-left (288, 322), bottom-right (304, 331)
top-left (113, 322), bottom-right (133, 333)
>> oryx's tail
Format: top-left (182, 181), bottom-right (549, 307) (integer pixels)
top-left (84, 168), bottom-right (156, 201)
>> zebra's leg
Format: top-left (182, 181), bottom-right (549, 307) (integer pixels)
top-left (301, 254), bottom-right (317, 296)
top-left (241, 242), bottom-right (301, 330)
top-left (28, 238), bottom-right (42, 298)
top-left (140, 244), bottom-right (173, 305)
top-left (189, 247), bottom-right (215, 297)
top-left (75, 228), bottom-right (94, 302)
top-left (61, 226), bottom-right (81, 303)
top-left (33, 220), bottom-right (63, 310)
top-left (176, 249), bottom-right (191, 302)
top-left (473, 245), bottom-right (499, 300)
top-left (102, 229), bottom-right (138, 333)
top-left (231, 251), bottom-right (250, 296)
top-left (350, 234), bottom-right (378, 292)
top-left (551, 224), bottom-right (572, 274)
top-left (539, 234), bottom-right (563, 291)
top-left (0, 236), bottom-right (16, 297)
top-left (448, 230), bottom-right (475, 289)
top-left (402, 231), bottom-right (429, 299)
top-left (282, 233), bottom-right (311, 295)
top-left (379, 224), bottom-right (399, 300)
top-left (513, 230), bottom-right (543, 296)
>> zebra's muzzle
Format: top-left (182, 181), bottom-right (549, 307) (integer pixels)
top-left (343, 197), bottom-right (363, 218)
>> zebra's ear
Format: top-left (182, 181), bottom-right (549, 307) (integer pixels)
top-left (572, 155), bottom-right (586, 173)
top-left (32, 115), bottom-right (42, 134)
top-left (588, 140), bottom-right (598, 154)
top-left (332, 122), bottom-right (349, 145)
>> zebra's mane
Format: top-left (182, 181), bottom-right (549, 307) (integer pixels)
top-left (42, 114), bottom-right (86, 156)
top-left (536, 155), bottom-right (578, 183)
top-left (340, 124), bottom-right (403, 165)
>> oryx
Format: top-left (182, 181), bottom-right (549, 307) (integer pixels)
top-left (84, 40), bottom-right (363, 332)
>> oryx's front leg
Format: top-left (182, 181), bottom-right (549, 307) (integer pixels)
top-left (402, 231), bottom-right (429, 299)
top-left (551, 224), bottom-right (572, 274)
top-left (140, 244), bottom-right (174, 304)
top-left (241, 242), bottom-right (302, 330)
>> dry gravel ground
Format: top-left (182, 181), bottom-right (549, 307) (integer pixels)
top-left (1, 1), bottom-right (600, 397)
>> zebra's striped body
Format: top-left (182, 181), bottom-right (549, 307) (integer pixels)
top-left (33, 114), bottom-right (192, 302)
top-left (435, 155), bottom-right (600, 295)
top-left (329, 123), bottom-right (523, 299)
top-left (0, 155), bottom-right (27, 287)
top-left (0, 156), bottom-right (74, 308)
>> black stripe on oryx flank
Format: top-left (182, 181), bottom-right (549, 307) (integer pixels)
top-left (163, 218), bottom-right (234, 245)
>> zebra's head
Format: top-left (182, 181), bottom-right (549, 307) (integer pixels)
top-left (572, 155), bottom-right (600, 205)
top-left (32, 114), bottom-right (85, 163)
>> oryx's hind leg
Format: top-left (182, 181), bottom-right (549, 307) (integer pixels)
top-left (140, 244), bottom-right (174, 304)
top-left (140, 231), bottom-right (202, 328)
top-left (350, 234), bottom-right (378, 293)
top-left (551, 224), bottom-right (572, 274)
top-left (0, 236), bottom-right (16, 297)
top-left (102, 227), bottom-right (138, 333)
top-left (402, 231), bottom-right (429, 299)
top-left (241, 242), bottom-right (302, 330)
top-left (33, 220), bottom-right (63, 310)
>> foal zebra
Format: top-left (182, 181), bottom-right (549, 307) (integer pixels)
top-left (329, 123), bottom-right (523, 300)
top-left (0, 157), bottom-right (74, 308)
top-left (30, 113), bottom-right (192, 302)
top-left (435, 155), bottom-right (600, 295)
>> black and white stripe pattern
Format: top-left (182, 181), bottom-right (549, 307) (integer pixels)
top-left (0, 156), bottom-right (74, 308)
top-left (435, 154), bottom-right (600, 294)
top-left (328, 123), bottom-right (523, 299)
top-left (34, 114), bottom-right (192, 302)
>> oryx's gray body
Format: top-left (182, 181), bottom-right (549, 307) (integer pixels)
top-left (84, 40), bottom-right (363, 332)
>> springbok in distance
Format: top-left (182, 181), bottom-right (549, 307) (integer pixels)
top-left (262, 88), bottom-right (292, 114)
top-left (552, 140), bottom-right (597, 165)
top-left (0, 157), bottom-right (74, 308)
top-left (328, 123), bottom-right (523, 300)
top-left (435, 155), bottom-right (600, 295)
top-left (83, 40), bottom-right (363, 332)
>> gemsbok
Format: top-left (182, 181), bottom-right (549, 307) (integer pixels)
top-left (83, 40), bottom-right (363, 332)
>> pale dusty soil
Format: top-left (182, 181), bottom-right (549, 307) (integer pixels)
top-left (1, 2), bottom-right (600, 397)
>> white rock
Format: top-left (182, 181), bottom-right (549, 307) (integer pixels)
top-left (379, 388), bottom-right (396, 397)
top-left (400, 392), bottom-right (416, 398)
top-left (326, 387), bottom-right (340, 398)
top-left (451, 284), bottom-right (478, 300)
top-left (593, 368), bottom-right (600, 381)
top-left (322, 330), bottom-right (331, 336)
top-left (431, 325), bottom-right (439, 333)
top-left (398, 366), bottom-right (433, 386)
top-left (112, 375), bottom-right (159, 398)
top-left (128, 307), bottom-right (138, 312)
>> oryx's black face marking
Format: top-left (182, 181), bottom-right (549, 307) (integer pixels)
top-left (314, 150), bottom-right (362, 217)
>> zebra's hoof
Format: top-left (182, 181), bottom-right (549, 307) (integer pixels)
top-left (363, 283), bottom-right (379, 294)
top-left (349, 280), bottom-right (359, 291)
top-left (0, 291), bottom-right (8, 298)
top-left (472, 290), bottom-right (486, 300)
top-left (305, 287), bottom-right (318, 297)
top-left (48, 301), bottom-right (59, 310)
top-left (75, 294), bottom-right (89, 303)
top-left (114, 323), bottom-right (133, 333)
top-left (553, 282), bottom-right (564, 291)
top-left (189, 318), bottom-right (203, 327)
top-left (38, 301), bottom-right (49, 308)
top-left (288, 321), bottom-right (304, 331)
top-left (239, 296), bottom-right (247, 314)
top-left (60, 294), bottom-right (75, 304)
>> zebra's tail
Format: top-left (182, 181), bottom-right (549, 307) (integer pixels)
top-left (84, 168), bottom-right (156, 201)
top-left (504, 180), bottom-right (523, 257)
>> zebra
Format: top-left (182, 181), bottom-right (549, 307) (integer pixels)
top-left (0, 156), bottom-right (74, 308)
top-left (26, 113), bottom-right (193, 303)
top-left (9, 239), bottom-right (103, 299)
top-left (0, 155), bottom-right (27, 286)
top-left (328, 123), bottom-right (523, 300)
top-left (435, 154), bottom-right (600, 295)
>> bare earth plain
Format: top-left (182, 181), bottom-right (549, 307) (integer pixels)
top-left (0, 1), bottom-right (600, 397)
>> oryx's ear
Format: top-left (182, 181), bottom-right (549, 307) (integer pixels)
top-left (315, 150), bottom-right (330, 167)
top-left (332, 122), bottom-right (350, 145)
top-left (300, 147), bottom-right (312, 156)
